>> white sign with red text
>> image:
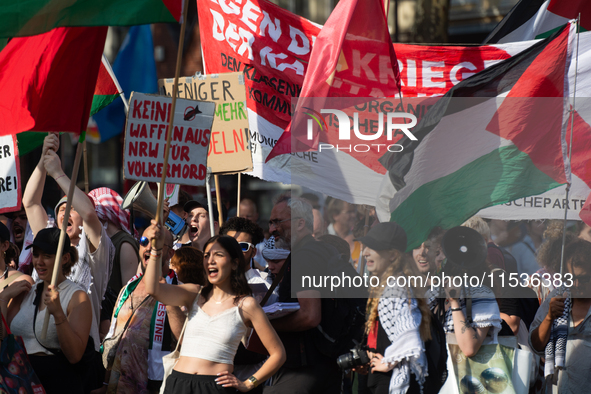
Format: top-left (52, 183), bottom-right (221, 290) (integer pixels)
top-left (123, 92), bottom-right (215, 187)
top-left (0, 134), bottom-right (21, 213)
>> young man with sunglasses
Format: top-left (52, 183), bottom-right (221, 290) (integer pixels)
top-left (220, 217), bottom-right (271, 302)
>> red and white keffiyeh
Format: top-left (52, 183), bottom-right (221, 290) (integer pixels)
top-left (88, 188), bottom-right (133, 235)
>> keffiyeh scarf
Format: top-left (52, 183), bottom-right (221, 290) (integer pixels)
top-left (88, 187), bottom-right (134, 236)
top-left (427, 286), bottom-right (501, 339)
top-left (262, 236), bottom-right (290, 260)
top-left (378, 285), bottom-right (427, 394)
top-left (544, 287), bottom-right (571, 378)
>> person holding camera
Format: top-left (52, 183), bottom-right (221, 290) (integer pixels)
top-left (355, 222), bottom-right (431, 394)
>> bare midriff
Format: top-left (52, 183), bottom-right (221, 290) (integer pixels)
top-left (173, 356), bottom-right (234, 375)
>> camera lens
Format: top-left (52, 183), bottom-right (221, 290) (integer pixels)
top-left (336, 353), bottom-right (354, 370)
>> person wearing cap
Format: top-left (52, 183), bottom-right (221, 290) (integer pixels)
top-left (2, 228), bottom-right (92, 394)
top-left (355, 222), bottom-right (430, 394)
top-left (22, 133), bottom-right (116, 392)
top-left (184, 200), bottom-right (226, 252)
top-left (426, 227), bottom-right (501, 362)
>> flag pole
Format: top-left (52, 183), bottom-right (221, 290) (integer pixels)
top-left (214, 175), bottom-right (224, 224)
top-left (83, 140), bottom-right (89, 193)
top-left (357, 205), bottom-right (371, 274)
top-left (206, 168), bottom-right (215, 235)
top-left (236, 173), bottom-right (241, 217)
top-left (560, 18), bottom-right (580, 276)
top-left (153, 0), bottom-right (190, 231)
top-left (101, 54), bottom-right (129, 112)
top-left (41, 133), bottom-right (85, 339)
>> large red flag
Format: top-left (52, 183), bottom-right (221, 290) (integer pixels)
top-left (266, 0), bottom-right (400, 162)
top-left (0, 26), bottom-right (107, 136)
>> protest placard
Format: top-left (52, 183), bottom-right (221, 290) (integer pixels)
top-left (0, 135), bottom-right (21, 213)
top-left (158, 182), bottom-right (180, 206)
top-left (159, 72), bottom-right (252, 174)
top-left (123, 92), bottom-right (215, 187)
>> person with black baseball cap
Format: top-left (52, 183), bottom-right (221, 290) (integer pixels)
top-left (2, 228), bottom-right (92, 394)
top-left (355, 222), bottom-right (431, 394)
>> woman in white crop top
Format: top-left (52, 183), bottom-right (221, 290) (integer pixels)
top-left (144, 221), bottom-right (286, 393)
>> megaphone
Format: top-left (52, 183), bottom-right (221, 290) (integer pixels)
top-left (122, 181), bottom-right (187, 239)
top-left (441, 226), bottom-right (488, 272)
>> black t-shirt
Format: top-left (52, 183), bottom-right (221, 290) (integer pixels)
top-left (276, 235), bottom-right (339, 368)
top-left (367, 321), bottom-right (421, 393)
top-left (497, 296), bottom-right (521, 336)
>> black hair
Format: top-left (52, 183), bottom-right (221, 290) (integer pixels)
top-left (219, 217), bottom-right (265, 245)
top-left (565, 239), bottom-right (591, 271)
top-left (201, 235), bottom-right (252, 304)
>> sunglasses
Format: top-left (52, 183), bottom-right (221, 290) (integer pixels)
top-left (239, 242), bottom-right (254, 252)
top-left (140, 236), bottom-right (172, 249)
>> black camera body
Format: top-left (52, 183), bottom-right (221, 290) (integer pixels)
top-left (336, 341), bottom-right (371, 370)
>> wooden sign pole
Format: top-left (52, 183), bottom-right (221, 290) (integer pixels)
top-left (41, 136), bottom-right (84, 339)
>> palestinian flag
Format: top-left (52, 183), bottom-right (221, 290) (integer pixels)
top-left (0, 0), bottom-right (183, 38)
top-left (16, 55), bottom-right (121, 154)
top-left (91, 55), bottom-right (121, 115)
top-left (0, 27), bottom-right (107, 137)
top-left (377, 23), bottom-right (574, 250)
top-left (484, 0), bottom-right (589, 43)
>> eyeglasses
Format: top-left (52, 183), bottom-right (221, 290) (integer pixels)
top-left (268, 217), bottom-right (300, 228)
top-left (239, 242), bottom-right (254, 252)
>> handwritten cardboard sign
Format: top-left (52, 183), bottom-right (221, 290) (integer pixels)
top-left (0, 135), bottom-right (21, 213)
top-left (123, 92), bottom-right (215, 187)
top-left (159, 72), bottom-right (252, 174)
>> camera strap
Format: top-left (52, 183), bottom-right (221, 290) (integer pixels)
top-left (465, 295), bottom-right (473, 324)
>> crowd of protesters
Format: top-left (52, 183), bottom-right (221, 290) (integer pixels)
top-left (1, 134), bottom-right (591, 394)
